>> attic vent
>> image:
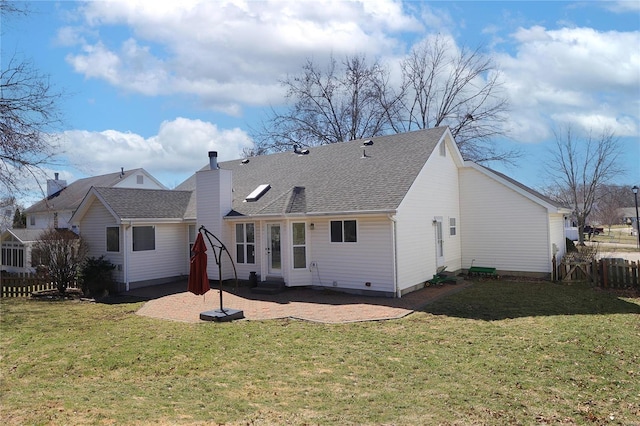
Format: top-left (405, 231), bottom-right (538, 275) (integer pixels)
top-left (293, 145), bottom-right (309, 155)
top-left (245, 184), bottom-right (270, 202)
top-left (363, 140), bottom-right (373, 146)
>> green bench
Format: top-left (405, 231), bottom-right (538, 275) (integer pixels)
top-left (468, 266), bottom-right (497, 277)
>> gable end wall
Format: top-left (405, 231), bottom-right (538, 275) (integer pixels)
top-left (459, 167), bottom-right (552, 273)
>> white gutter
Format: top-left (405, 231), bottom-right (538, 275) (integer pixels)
top-left (224, 209), bottom-right (397, 221)
top-left (119, 218), bottom-right (184, 224)
top-left (123, 223), bottom-right (130, 292)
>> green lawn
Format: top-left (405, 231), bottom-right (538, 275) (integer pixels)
top-left (1, 281), bottom-right (639, 425)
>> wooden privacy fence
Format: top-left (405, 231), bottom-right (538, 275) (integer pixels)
top-left (1, 272), bottom-right (79, 298)
top-left (557, 257), bottom-right (639, 289)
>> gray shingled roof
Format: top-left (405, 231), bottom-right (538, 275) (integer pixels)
top-left (177, 127), bottom-right (449, 217)
top-left (25, 169), bottom-right (150, 214)
top-left (93, 187), bottom-right (192, 219)
top-left (2, 228), bottom-right (48, 243)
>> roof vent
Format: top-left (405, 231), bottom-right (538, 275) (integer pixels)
top-left (245, 184), bottom-right (270, 202)
top-left (363, 140), bottom-right (373, 146)
top-left (293, 145), bottom-right (309, 155)
top-left (241, 158), bottom-right (250, 164)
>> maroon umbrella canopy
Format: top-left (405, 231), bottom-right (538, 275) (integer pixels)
top-left (188, 232), bottom-right (210, 295)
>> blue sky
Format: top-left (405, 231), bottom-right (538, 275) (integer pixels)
top-left (3, 0), bottom-right (639, 203)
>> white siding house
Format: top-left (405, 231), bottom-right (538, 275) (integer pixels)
top-left (68, 127), bottom-right (570, 296)
top-left (24, 169), bottom-right (166, 232)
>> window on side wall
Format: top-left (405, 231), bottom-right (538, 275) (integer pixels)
top-left (1, 244), bottom-right (24, 268)
top-left (449, 218), bottom-right (456, 236)
top-left (106, 227), bottom-right (120, 252)
top-left (235, 223), bottom-right (255, 264)
top-left (292, 223), bottom-right (306, 269)
top-left (188, 224), bottom-right (196, 257)
top-left (132, 226), bottom-right (155, 251)
top-left (330, 220), bottom-right (357, 243)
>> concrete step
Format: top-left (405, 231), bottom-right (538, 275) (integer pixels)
top-left (250, 279), bottom-right (286, 295)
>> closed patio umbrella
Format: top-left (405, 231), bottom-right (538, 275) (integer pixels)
top-left (188, 232), bottom-right (210, 295)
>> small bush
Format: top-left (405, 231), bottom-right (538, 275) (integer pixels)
top-left (81, 256), bottom-right (116, 297)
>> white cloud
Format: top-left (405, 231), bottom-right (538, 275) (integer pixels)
top-left (497, 25), bottom-right (640, 141)
top-left (57, 118), bottom-right (254, 188)
top-left (62, 0), bottom-right (421, 114)
top-left (604, 1), bottom-right (640, 13)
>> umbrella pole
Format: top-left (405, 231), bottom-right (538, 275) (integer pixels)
top-left (218, 249), bottom-right (224, 313)
top-left (197, 226), bottom-right (243, 321)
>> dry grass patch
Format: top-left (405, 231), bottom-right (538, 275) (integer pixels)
top-left (1, 281), bottom-right (639, 425)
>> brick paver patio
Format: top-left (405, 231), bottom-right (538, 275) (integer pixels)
top-left (134, 282), bottom-right (472, 323)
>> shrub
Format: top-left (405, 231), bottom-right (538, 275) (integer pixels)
top-left (81, 256), bottom-right (116, 297)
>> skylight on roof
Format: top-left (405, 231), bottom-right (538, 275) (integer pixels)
top-left (245, 184), bottom-right (270, 202)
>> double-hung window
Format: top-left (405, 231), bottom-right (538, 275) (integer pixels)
top-left (292, 223), bottom-right (306, 269)
top-left (449, 218), bottom-right (457, 236)
top-left (236, 223), bottom-right (255, 264)
top-left (330, 220), bottom-right (357, 243)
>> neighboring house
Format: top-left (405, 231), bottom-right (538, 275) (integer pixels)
top-left (619, 207), bottom-right (639, 227)
top-left (0, 229), bottom-right (47, 273)
top-left (1, 169), bottom-right (166, 274)
top-left (1, 197), bottom-right (23, 232)
top-left (70, 127), bottom-right (570, 296)
top-left (24, 169), bottom-right (166, 231)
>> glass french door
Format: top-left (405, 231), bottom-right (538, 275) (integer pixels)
top-left (266, 223), bottom-right (281, 275)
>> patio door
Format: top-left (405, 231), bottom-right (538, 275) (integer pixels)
top-left (266, 223), bottom-right (282, 276)
top-left (434, 217), bottom-right (444, 267)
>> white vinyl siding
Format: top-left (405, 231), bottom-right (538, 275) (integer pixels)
top-left (79, 201), bottom-right (124, 283)
top-left (307, 216), bottom-right (394, 293)
top-left (549, 214), bottom-right (567, 261)
top-left (127, 223), bottom-right (187, 283)
top-left (395, 135), bottom-right (462, 293)
top-left (459, 167), bottom-right (552, 273)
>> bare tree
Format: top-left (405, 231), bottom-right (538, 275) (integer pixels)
top-left (396, 35), bottom-right (513, 163)
top-left (253, 54), bottom-right (397, 152)
top-left (1, 1), bottom-right (63, 197)
top-left (255, 37), bottom-right (512, 164)
top-left (546, 126), bottom-right (624, 245)
top-left (33, 228), bottom-right (87, 296)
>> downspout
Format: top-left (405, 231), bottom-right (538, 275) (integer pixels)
top-left (388, 214), bottom-right (399, 298)
top-left (124, 222), bottom-right (131, 291)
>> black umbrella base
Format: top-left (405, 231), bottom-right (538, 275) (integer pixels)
top-left (200, 308), bottom-right (244, 322)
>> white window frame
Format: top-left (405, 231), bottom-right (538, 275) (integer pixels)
top-left (449, 218), bottom-right (457, 236)
top-left (291, 222), bottom-right (307, 269)
top-left (235, 223), bottom-right (255, 264)
top-left (330, 220), bottom-right (357, 243)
